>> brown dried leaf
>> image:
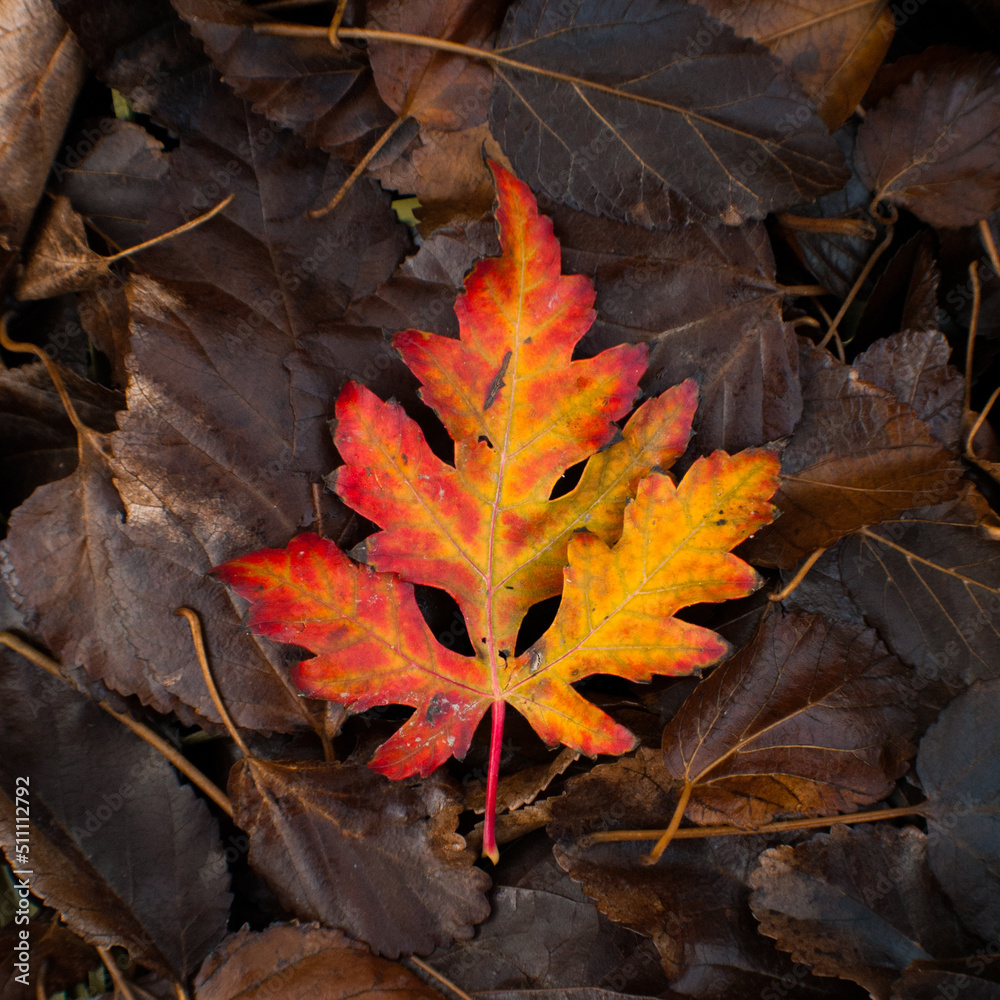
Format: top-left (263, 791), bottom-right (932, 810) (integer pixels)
top-left (194, 922), bottom-right (448, 1000)
top-left (0, 0), bottom-right (86, 260)
top-left (662, 611), bottom-right (915, 828)
top-left (853, 330), bottom-right (964, 451)
top-left (839, 486), bottom-right (1000, 686)
top-left (0, 919), bottom-right (99, 1000)
top-left (856, 51), bottom-right (1000, 227)
top-left (697, 0), bottom-right (894, 129)
top-left (917, 677), bottom-right (1000, 941)
top-left (749, 825), bottom-right (969, 999)
top-left (551, 210), bottom-right (801, 453)
top-left (229, 760), bottom-right (490, 958)
top-left (490, 0), bottom-right (847, 227)
top-left (548, 752), bottom-right (848, 998)
top-left (0, 649), bottom-right (230, 980)
top-left (14, 196), bottom-right (109, 301)
top-left (172, 0), bottom-right (398, 160)
top-left (746, 342), bottom-right (963, 569)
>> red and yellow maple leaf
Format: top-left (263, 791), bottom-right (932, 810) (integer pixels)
top-left (213, 163), bottom-right (779, 862)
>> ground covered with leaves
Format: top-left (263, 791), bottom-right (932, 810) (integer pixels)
top-left (2, 1), bottom-right (1000, 999)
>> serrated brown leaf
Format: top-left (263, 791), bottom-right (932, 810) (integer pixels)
top-left (194, 922), bottom-right (448, 1000)
top-left (853, 330), bottom-right (964, 451)
top-left (749, 825), bottom-right (969, 1000)
top-left (0, 649), bottom-right (230, 979)
top-left (746, 341), bottom-right (963, 569)
top-left (696, 0), bottom-right (894, 129)
top-left (917, 678), bottom-right (1000, 941)
top-left (839, 486), bottom-right (1000, 686)
top-left (172, 0), bottom-right (399, 160)
top-left (14, 196), bottom-right (110, 301)
top-left (0, 0), bottom-right (86, 266)
top-left (856, 51), bottom-right (1000, 227)
top-left (661, 611), bottom-right (916, 829)
top-left (229, 760), bottom-right (490, 957)
top-left (548, 751), bottom-right (849, 998)
top-left (550, 208), bottom-right (802, 454)
top-left (489, 0), bottom-right (847, 227)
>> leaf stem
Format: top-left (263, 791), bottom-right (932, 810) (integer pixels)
top-left (308, 113), bottom-right (408, 219)
top-left (483, 700), bottom-right (505, 864)
top-left (408, 957), bottom-right (478, 1000)
top-left (175, 608), bottom-right (251, 760)
top-left (769, 546), bottom-right (828, 602)
top-left (0, 631), bottom-right (233, 817)
top-left (979, 218), bottom-right (1000, 276)
top-left (817, 214), bottom-right (895, 350)
top-left (102, 193), bottom-right (235, 262)
top-left (641, 781), bottom-right (692, 865)
top-left (585, 803), bottom-right (927, 846)
top-left (964, 260), bottom-right (981, 417)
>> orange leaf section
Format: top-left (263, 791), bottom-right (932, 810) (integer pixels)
top-left (332, 162), bottom-right (684, 651)
top-left (214, 162), bottom-right (780, 859)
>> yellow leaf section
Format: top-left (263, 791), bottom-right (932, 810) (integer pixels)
top-left (504, 449), bottom-right (781, 756)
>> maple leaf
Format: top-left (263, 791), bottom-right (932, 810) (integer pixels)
top-left (213, 162), bottom-right (780, 862)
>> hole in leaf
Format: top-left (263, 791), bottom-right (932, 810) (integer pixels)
top-left (549, 459), bottom-right (586, 500)
top-left (515, 594), bottom-right (561, 656)
top-left (413, 584), bottom-right (474, 656)
top-left (478, 435), bottom-right (493, 449)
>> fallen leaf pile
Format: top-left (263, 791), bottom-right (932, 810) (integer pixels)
top-left (2, 1), bottom-right (1000, 999)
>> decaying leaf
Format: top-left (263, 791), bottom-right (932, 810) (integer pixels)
top-left (228, 759), bottom-right (490, 957)
top-left (917, 678), bottom-right (1000, 942)
top-left (749, 825), bottom-right (969, 999)
top-left (696, 0), bottom-right (894, 129)
top-left (661, 611), bottom-right (916, 829)
top-left (215, 162), bottom-right (780, 860)
top-left (856, 51), bottom-right (1000, 227)
top-left (747, 341), bottom-right (962, 569)
top-left (194, 922), bottom-right (449, 1000)
top-left (489, 0), bottom-right (847, 227)
top-left (839, 486), bottom-right (1000, 686)
top-left (0, 650), bottom-right (230, 980)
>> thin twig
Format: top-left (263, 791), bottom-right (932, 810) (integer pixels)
top-left (770, 547), bottom-right (828, 602)
top-left (103, 194), bottom-right (235, 262)
top-left (791, 316), bottom-right (820, 329)
top-left (965, 261), bottom-right (981, 417)
top-left (966, 385), bottom-right (1000, 460)
top-left (584, 803), bottom-right (928, 846)
top-left (979, 218), bottom-right (1000, 276)
top-left (641, 781), bottom-right (692, 865)
top-left (776, 213), bottom-right (876, 239)
top-left (328, 0), bottom-right (348, 45)
top-left (98, 946), bottom-right (138, 1000)
top-left (408, 956), bottom-right (477, 1000)
top-left (817, 217), bottom-right (895, 350)
top-left (175, 608), bottom-right (251, 759)
top-left (776, 284), bottom-right (828, 297)
top-left (0, 632), bottom-right (233, 817)
top-left (309, 115), bottom-right (408, 218)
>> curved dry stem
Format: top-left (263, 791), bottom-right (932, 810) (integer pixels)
top-left (770, 547), bottom-right (828, 602)
top-left (0, 314), bottom-right (99, 447)
top-left (965, 260), bottom-right (981, 417)
top-left (817, 218), bottom-right (894, 350)
top-left (103, 193), bottom-right (234, 262)
top-left (98, 946), bottom-right (139, 1000)
top-left (641, 781), bottom-right (692, 865)
top-left (966, 384), bottom-right (1000, 460)
top-left (585, 803), bottom-right (928, 846)
top-left (776, 213), bottom-right (876, 239)
top-left (308, 114), bottom-right (408, 219)
top-left (0, 631), bottom-right (232, 817)
top-left (979, 219), bottom-right (1000, 276)
top-left (408, 956), bottom-right (477, 1000)
top-left (175, 608), bottom-right (251, 760)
